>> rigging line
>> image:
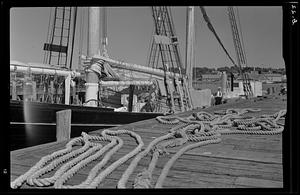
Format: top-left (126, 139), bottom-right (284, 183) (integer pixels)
top-left (229, 7), bottom-right (244, 66)
top-left (229, 7), bottom-right (246, 67)
top-left (146, 19), bottom-right (155, 68)
top-left (185, 7), bottom-right (189, 72)
top-left (48, 7), bottom-right (58, 65)
top-left (78, 7), bottom-right (84, 66)
top-left (167, 7), bottom-right (183, 76)
top-left (43, 7), bottom-right (53, 64)
top-left (65, 7), bottom-right (73, 69)
top-left (165, 8), bottom-right (178, 78)
top-left (228, 7), bottom-right (241, 71)
top-left (193, 8), bottom-right (198, 82)
top-left (232, 7), bottom-right (246, 66)
top-left (69, 7), bottom-right (78, 70)
top-left (236, 7), bottom-right (248, 67)
top-left (199, 6), bottom-right (237, 67)
top-left (57, 7), bottom-right (66, 66)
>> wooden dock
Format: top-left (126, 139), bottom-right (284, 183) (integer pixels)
top-left (10, 95), bottom-right (286, 188)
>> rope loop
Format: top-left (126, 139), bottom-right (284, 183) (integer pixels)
top-left (11, 107), bottom-right (285, 189)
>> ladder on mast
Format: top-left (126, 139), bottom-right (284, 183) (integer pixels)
top-left (43, 7), bottom-right (73, 68)
top-left (148, 6), bottom-right (192, 113)
top-left (227, 6), bottom-right (253, 98)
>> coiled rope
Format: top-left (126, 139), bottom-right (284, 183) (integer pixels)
top-left (11, 129), bottom-right (143, 189)
top-left (149, 108), bottom-right (285, 188)
top-left (26, 133), bottom-right (107, 187)
top-left (11, 108), bottom-right (286, 189)
top-left (81, 129), bottom-right (144, 189)
top-left (11, 133), bottom-right (90, 189)
top-left (54, 135), bottom-right (121, 188)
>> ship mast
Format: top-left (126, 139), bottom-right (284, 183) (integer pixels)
top-left (185, 6), bottom-right (195, 106)
top-left (101, 7), bottom-right (109, 57)
top-left (85, 7), bottom-right (101, 107)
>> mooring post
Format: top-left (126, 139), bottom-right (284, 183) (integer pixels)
top-left (12, 80), bottom-right (17, 100)
top-left (56, 109), bottom-right (72, 142)
top-left (128, 85), bottom-right (135, 112)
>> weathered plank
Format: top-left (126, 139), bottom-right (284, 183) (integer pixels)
top-left (10, 96), bottom-right (286, 188)
top-left (56, 109), bottom-right (72, 141)
top-left (234, 177), bottom-right (283, 188)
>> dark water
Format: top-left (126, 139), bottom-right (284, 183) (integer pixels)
top-left (10, 124), bottom-right (114, 151)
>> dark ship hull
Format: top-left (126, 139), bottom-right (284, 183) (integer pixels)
top-left (10, 100), bottom-right (164, 151)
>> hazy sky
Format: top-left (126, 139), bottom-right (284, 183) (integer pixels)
top-left (10, 6), bottom-right (285, 70)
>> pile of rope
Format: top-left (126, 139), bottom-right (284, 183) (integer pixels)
top-left (132, 107), bottom-right (286, 188)
top-left (11, 129), bottom-right (143, 189)
top-left (11, 108), bottom-right (286, 189)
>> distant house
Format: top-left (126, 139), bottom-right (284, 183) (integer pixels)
top-left (235, 72), bottom-right (284, 83)
top-left (201, 74), bottom-right (221, 81)
top-left (236, 72), bottom-right (268, 82)
top-left (230, 72), bottom-right (263, 97)
top-left (263, 73), bottom-right (283, 83)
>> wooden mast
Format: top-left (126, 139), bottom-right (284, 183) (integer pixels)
top-left (101, 7), bottom-right (108, 57)
top-left (185, 6), bottom-right (195, 107)
top-left (85, 7), bottom-right (101, 107)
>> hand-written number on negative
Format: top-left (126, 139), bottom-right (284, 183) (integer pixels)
top-left (292, 18), bottom-right (297, 25)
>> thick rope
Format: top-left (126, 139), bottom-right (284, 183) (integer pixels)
top-left (133, 126), bottom-right (191, 188)
top-left (11, 108), bottom-right (286, 189)
top-left (87, 129), bottom-right (144, 188)
top-left (26, 133), bottom-right (105, 187)
top-left (54, 129), bottom-right (144, 188)
top-left (155, 137), bottom-right (222, 188)
top-left (54, 136), bottom-right (120, 188)
top-left (150, 108), bottom-right (285, 188)
top-left (11, 134), bottom-right (87, 189)
top-left (117, 132), bottom-right (174, 189)
top-left (133, 150), bottom-right (159, 188)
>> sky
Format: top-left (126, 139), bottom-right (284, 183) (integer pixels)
top-left (10, 6), bottom-right (285, 70)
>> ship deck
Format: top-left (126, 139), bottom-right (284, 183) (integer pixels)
top-left (10, 95), bottom-right (287, 189)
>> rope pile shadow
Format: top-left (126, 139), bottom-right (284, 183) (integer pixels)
top-left (11, 108), bottom-right (286, 189)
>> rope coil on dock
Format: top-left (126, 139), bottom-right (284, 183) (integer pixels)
top-left (11, 134), bottom-right (87, 189)
top-left (149, 108), bottom-right (285, 188)
top-left (11, 108), bottom-right (286, 189)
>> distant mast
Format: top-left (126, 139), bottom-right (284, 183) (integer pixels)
top-left (101, 7), bottom-right (109, 57)
top-left (85, 7), bottom-right (101, 107)
top-left (185, 6), bottom-right (195, 89)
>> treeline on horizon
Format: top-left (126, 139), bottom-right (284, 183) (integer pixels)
top-left (158, 66), bottom-right (286, 78)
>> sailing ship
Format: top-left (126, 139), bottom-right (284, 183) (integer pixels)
top-left (10, 6), bottom-right (256, 150)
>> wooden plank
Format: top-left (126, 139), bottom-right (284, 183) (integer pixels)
top-left (234, 177), bottom-right (283, 188)
top-left (11, 141), bottom-right (283, 182)
top-left (10, 97), bottom-right (286, 188)
top-left (56, 109), bottom-right (72, 142)
top-left (11, 141), bottom-right (67, 157)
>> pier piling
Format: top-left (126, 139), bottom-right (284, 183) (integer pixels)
top-left (56, 109), bottom-right (72, 142)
